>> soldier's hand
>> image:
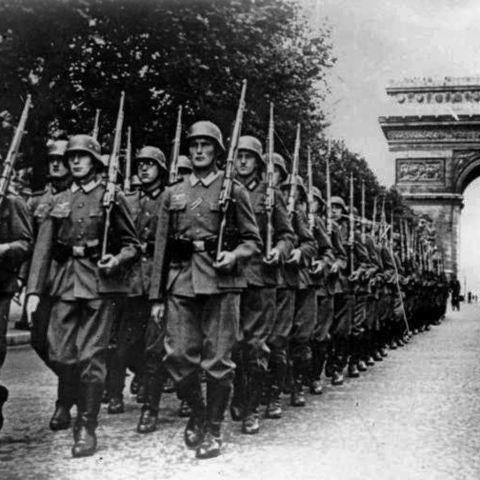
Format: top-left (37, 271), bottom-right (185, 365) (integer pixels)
top-left (311, 259), bottom-right (326, 275)
top-left (263, 248), bottom-right (280, 265)
top-left (0, 243), bottom-right (10, 259)
top-left (349, 269), bottom-right (361, 282)
top-left (150, 302), bottom-right (165, 328)
top-left (213, 251), bottom-right (237, 272)
top-left (26, 294), bottom-right (40, 326)
top-left (97, 254), bottom-right (120, 276)
top-left (286, 248), bottom-right (302, 265)
top-left (330, 259), bottom-right (343, 274)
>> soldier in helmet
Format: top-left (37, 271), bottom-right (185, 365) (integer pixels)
top-left (149, 121), bottom-right (262, 459)
top-left (230, 136), bottom-right (294, 434)
top-left (278, 174), bottom-right (317, 407)
top-left (105, 146), bottom-right (169, 421)
top-left (26, 134), bottom-right (140, 457)
top-left (24, 140), bottom-right (75, 431)
top-left (0, 170), bottom-right (33, 431)
top-left (177, 155), bottom-right (193, 180)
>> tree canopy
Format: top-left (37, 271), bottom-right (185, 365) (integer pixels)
top-left (0, 0), bottom-right (408, 218)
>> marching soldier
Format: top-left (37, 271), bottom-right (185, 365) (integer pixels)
top-left (106, 147), bottom-right (169, 419)
top-left (279, 175), bottom-right (317, 407)
top-left (177, 155), bottom-right (193, 180)
top-left (25, 140), bottom-right (75, 430)
top-left (231, 136), bottom-right (294, 434)
top-left (149, 121), bottom-right (262, 459)
top-left (26, 134), bottom-right (140, 457)
top-left (0, 188), bottom-right (33, 431)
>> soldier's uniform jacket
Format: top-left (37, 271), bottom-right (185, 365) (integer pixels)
top-left (338, 220), bottom-right (370, 291)
top-left (380, 242), bottom-right (396, 290)
top-left (311, 214), bottom-right (335, 294)
top-left (279, 207), bottom-right (317, 290)
top-left (28, 181), bottom-right (72, 233)
top-left (149, 170), bottom-right (262, 301)
top-left (0, 194), bottom-right (34, 294)
top-left (26, 176), bottom-right (140, 299)
top-left (241, 177), bottom-right (294, 287)
top-left (125, 185), bottom-right (164, 296)
top-left (365, 233), bottom-right (385, 297)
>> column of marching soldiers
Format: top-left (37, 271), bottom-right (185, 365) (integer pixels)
top-left (0, 85), bottom-right (449, 460)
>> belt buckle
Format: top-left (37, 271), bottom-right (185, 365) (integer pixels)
top-left (192, 240), bottom-right (205, 252)
top-left (72, 246), bottom-right (85, 257)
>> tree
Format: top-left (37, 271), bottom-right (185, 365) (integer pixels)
top-left (0, 0), bottom-right (335, 188)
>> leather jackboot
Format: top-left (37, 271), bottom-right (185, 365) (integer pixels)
top-left (137, 361), bottom-right (164, 434)
top-left (50, 376), bottom-right (77, 431)
top-left (265, 353), bottom-right (286, 419)
top-left (242, 366), bottom-right (264, 434)
top-left (196, 378), bottom-right (231, 459)
top-left (0, 385), bottom-right (9, 432)
top-left (230, 349), bottom-right (246, 422)
top-left (177, 373), bottom-right (205, 448)
top-left (309, 342), bottom-right (328, 395)
top-left (72, 383), bottom-right (103, 458)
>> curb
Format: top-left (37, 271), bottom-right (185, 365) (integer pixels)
top-left (7, 330), bottom-right (31, 347)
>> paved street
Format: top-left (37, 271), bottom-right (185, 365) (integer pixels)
top-left (1, 305), bottom-right (479, 480)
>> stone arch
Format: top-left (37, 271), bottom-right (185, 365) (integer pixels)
top-left (455, 154), bottom-right (480, 194)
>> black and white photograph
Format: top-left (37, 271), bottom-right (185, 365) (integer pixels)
top-left (0, 0), bottom-right (478, 479)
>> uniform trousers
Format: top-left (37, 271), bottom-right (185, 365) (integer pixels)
top-left (267, 287), bottom-right (295, 368)
top-left (30, 297), bottom-right (53, 367)
top-left (312, 294), bottom-right (334, 344)
top-left (47, 298), bottom-right (115, 384)
top-left (290, 287), bottom-right (317, 366)
top-left (238, 287), bottom-right (274, 372)
top-left (164, 292), bottom-right (240, 383)
top-left (0, 296), bottom-right (11, 370)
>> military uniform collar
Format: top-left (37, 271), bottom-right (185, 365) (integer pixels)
top-left (245, 176), bottom-right (262, 191)
top-left (141, 186), bottom-right (162, 199)
top-left (190, 170), bottom-right (220, 187)
top-left (71, 176), bottom-right (102, 193)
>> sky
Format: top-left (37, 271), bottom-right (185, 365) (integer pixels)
top-left (305, 0), bottom-right (480, 290)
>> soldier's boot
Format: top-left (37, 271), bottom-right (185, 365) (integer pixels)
top-left (137, 362), bottom-right (164, 434)
top-left (196, 377), bottom-right (231, 459)
top-left (242, 367), bottom-right (264, 435)
top-left (230, 349), bottom-right (246, 422)
top-left (348, 337), bottom-right (361, 378)
top-left (0, 385), bottom-right (9, 431)
top-left (178, 399), bottom-right (192, 418)
top-left (309, 341), bottom-right (328, 395)
top-left (265, 353), bottom-right (286, 419)
top-left (107, 352), bottom-right (126, 414)
top-left (50, 377), bottom-right (77, 431)
top-left (130, 373), bottom-right (140, 395)
top-left (331, 338), bottom-right (347, 386)
top-left (324, 342), bottom-right (335, 377)
top-left (72, 383), bottom-right (103, 458)
top-left (290, 358), bottom-right (306, 407)
top-left (136, 374), bottom-right (147, 404)
top-left (102, 346), bottom-right (115, 403)
top-left (283, 355), bottom-right (293, 394)
top-left (177, 373), bottom-right (205, 448)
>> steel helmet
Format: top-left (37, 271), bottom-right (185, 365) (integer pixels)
top-left (186, 121), bottom-right (225, 152)
top-left (280, 174), bottom-right (307, 196)
top-left (177, 155), bottom-right (193, 172)
top-left (311, 186), bottom-right (322, 202)
top-left (331, 195), bottom-right (347, 212)
top-left (135, 146), bottom-right (167, 173)
top-left (271, 153), bottom-right (288, 179)
top-left (65, 134), bottom-right (102, 162)
top-left (47, 140), bottom-right (68, 158)
top-left (237, 135), bottom-right (264, 163)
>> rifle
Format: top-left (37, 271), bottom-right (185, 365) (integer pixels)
top-left (265, 102), bottom-right (275, 258)
top-left (372, 196), bottom-right (377, 241)
top-left (101, 91), bottom-right (125, 257)
top-left (348, 172), bottom-right (354, 275)
top-left (399, 216), bottom-right (405, 263)
top-left (168, 105), bottom-right (183, 184)
top-left (307, 147), bottom-right (315, 233)
top-left (92, 109), bottom-right (101, 140)
top-left (286, 124), bottom-right (301, 217)
top-left (325, 140), bottom-right (333, 236)
top-left (216, 79), bottom-right (248, 261)
top-left (361, 181), bottom-right (366, 244)
top-left (123, 127), bottom-right (132, 193)
top-left (0, 95), bottom-right (32, 211)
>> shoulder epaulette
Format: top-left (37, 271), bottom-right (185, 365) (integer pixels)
top-left (168, 177), bottom-right (184, 187)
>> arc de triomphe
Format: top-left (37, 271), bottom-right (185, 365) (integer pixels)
top-left (379, 77), bottom-right (480, 275)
